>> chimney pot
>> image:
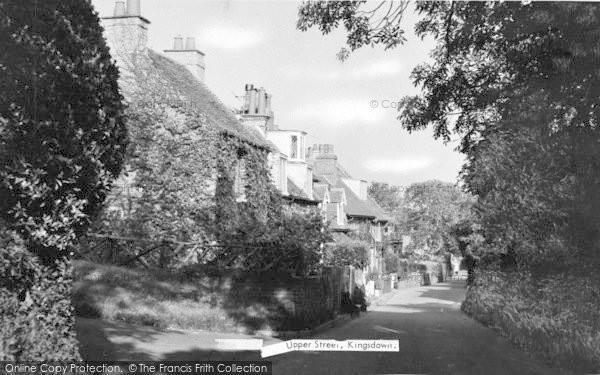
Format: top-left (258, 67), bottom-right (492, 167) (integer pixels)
top-left (266, 93), bottom-right (272, 113)
top-left (126, 0), bottom-right (141, 16)
top-left (248, 89), bottom-right (257, 114)
top-left (114, 1), bottom-right (126, 16)
top-left (185, 37), bottom-right (196, 50)
top-left (258, 87), bottom-right (266, 115)
top-left (173, 35), bottom-right (184, 50)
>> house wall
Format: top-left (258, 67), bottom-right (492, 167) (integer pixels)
top-left (348, 219), bottom-right (373, 240)
top-left (370, 223), bottom-right (383, 243)
top-left (268, 152), bottom-right (288, 195)
top-left (287, 161), bottom-right (310, 196)
top-left (266, 130), bottom-right (306, 162)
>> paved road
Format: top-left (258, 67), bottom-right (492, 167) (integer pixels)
top-left (267, 281), bottom-right (567, 375)
top-left (77, 281), bottom-right (569, 374)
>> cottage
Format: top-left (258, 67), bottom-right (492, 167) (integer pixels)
top-left (96, 0), bottom-right (277, 264)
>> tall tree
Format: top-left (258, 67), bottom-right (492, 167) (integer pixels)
top-left (298, 1), bottom-right (600, 268)
top-left (400, 180), bottom-right (474, 257)
top-left (368, 182), bottom-right (403, 213)
top-left (0, 0), bottom-right (128, 262)
top-left (0, 0), bottom-right (127, 360)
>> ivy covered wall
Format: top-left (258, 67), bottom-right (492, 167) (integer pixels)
top-left (89, 44), bottom-right (327, 274)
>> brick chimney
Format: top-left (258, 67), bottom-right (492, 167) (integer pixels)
top-left (342, 178), bottom-right (368, 200)
top-left (308, 144), bottom-right (339, 181)
top-left (163, 36), bottom-right (206, 82)
top-left (101, 0), bottom-right (150, 64)
top-left (238, 84), bottom-right (276, 135)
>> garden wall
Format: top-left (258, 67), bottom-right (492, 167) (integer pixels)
top-left (224, 267), bottom-right (343, 331)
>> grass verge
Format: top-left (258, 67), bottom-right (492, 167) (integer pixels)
top-left (72, 261), bottom-right (255, 333)
top-left (462, 269), bottom-right (600, 372)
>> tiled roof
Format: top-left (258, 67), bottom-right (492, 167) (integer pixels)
top-left (286, 178), bottom-right (315, 201)
top-left (367, 196), bottom-right (391, 222)
top-left (127, 50), bottom-right (271, 149)
top-left (313, 185), bottom-right (328, 201)
top-left (330, 232), bottom-right (353, 243)
top-left (332, 165), bottom-right (390, 222)
top-left (329, 188), bottom-right (345, 203)
top-left (326, 204), bottom-right (350, 231)
top-left (339, 179), bottom-right (377, 219)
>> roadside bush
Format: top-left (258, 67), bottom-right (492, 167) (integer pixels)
top-left (351, 286), bottom-right (367, 312)
top-left (0, 231), bottom-right (80, 361)
top-left (323, 239), bottom-right (369, 269)
top-left (462, 269), bottom-right (600, 371)
top-left (384, 252), bottom-right (402, 274)
top-left (0, 0), bottom-right (127, 263)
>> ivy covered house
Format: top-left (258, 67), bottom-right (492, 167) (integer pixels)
top-left (94, 0), bottom-right (280, 266)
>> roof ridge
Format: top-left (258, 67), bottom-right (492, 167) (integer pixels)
top-left (147, 49), bottom-right (270, 150)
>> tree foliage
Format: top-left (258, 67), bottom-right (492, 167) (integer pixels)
top-left (323, 238), bottom-right (369, 269)
top-left (0, 0), bottom-right (128, 263)
top-left (298, 1), bottom-right (600, 268)
top-left (0, 0), bottom-right (127, 361)
top-left (297, 1), bottom-right (409, 60)
top-left (400, 180), bottom-right (474, 257)
top-left (0, 230), bottom-right (80, 361)
top-left (368, 182), bottom-right (403, 214)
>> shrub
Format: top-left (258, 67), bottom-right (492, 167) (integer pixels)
top-left (0, 231), bottom-right (80, 361)
top-left (384, 252), bottom-right (402, 274)
top-left (0, 0), bottom-right (126, 361)
top-left (463, 269), bottom-right (600, 371)
top-left (323, 239), bottom-right (369, 269)
top-left (351, 286), bottom-right (367, 312)
top-left (0, 0), bottom-right (127, 263)
top-left (212, 205), bottom-right (330, 276)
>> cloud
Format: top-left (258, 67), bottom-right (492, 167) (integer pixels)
top-left (362, 158), bottom-right (432, 174)
top-left (358, 60), bottom-right (402, 77)
top-left (291, 99), bottom-right (385, 127)
top-left (279, 60), bottom-right (402, 80)
top-left (199, 26), bottom-right (264, 50)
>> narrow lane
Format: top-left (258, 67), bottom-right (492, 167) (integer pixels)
top-left (270, 281), bottom-right (567, 375)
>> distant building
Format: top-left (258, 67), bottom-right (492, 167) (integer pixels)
top-left (308, 144), bottom-right (391, 273)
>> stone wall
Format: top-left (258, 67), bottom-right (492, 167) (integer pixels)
top-left (216, 267), bottom-right (343, 332)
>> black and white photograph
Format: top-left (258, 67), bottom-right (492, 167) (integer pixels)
top-left (1, 1), bottom-right (599, 374)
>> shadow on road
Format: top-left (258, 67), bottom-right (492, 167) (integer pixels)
top-left (418, 281), bottom-right (467, 304)
top-left (76, 318), bottom-right (158, 361)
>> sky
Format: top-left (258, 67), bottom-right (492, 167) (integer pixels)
top-left (91, 0), bottom-right (465, 187)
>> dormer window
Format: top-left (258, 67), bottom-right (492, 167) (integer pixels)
top-left (289, 133), bottom-right (305, 160)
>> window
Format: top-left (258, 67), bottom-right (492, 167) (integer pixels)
top-left (290, 135), bottom-right (298, 158)
top-left (337, 203), bottom-right (344, 225)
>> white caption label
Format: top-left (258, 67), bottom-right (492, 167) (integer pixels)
top-left (261, 339), bottom-right (400, 358)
